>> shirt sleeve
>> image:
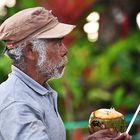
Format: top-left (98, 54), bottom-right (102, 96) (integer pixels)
top-left (0, 101), bottom-right (49, 140)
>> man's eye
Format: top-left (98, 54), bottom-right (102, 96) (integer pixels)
top-left (57, 40), bottom-right (62, 46)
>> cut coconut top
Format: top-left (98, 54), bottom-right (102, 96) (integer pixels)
top-left (93, 108), bottom-right (124, 120)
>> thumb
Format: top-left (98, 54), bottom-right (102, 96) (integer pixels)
top-left (115, 133), bottom-right (128, 140)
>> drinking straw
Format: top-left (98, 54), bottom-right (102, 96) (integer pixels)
top-left (126, 104), bottom-right (140, 134)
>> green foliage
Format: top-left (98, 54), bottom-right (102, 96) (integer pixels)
top-left (18, 0), bottom-right (37, 9)
top-left (92, 31), bottom-right (140, 87)
top-left (112, 87), bottom-right (138, 109)
top-left (0, 41), bottom-right (5, 54)
top-left (112, 87), bottom-right (124, 108)
top-left (0, 55), bottom-right (11, 83)
top-left (87, 89), bottom-right (111, 102)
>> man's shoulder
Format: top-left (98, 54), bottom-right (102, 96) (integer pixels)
top-left (0, 75), bottom-right (17, 93)
top-left (0, 75), bottom-right (18, 103)
top-left (0, 75), bottom-right (33, 106)
top-left (0, 76), bottom-right (42, 114)
top-left (0, 74), bottom-right (32, 93)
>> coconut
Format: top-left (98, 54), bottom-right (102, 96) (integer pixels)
top-left (89, 108), bottom-right (126, 132)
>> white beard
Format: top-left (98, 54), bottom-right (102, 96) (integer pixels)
top-left (37, 57), bottom-right (67, 80)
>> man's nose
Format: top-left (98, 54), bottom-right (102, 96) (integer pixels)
top-left (60, 44), bottom-right (68, 57)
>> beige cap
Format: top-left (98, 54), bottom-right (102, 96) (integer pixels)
top-left (0, 7), bottom-right (75, 49)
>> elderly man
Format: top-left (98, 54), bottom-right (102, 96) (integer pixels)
top-left (0, 7), bottom-right (131, 140)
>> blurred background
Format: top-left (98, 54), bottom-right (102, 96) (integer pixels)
top-left (0, 0), bottom-right (140, 139)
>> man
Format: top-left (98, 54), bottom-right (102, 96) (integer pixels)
top-left (0, 7), bottom-right (131, 140)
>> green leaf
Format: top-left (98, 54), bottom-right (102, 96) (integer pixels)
top-left (112, 87), bottom-right (124, 108)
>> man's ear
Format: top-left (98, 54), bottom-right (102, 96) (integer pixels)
top-left (24, 43), bottom-right (38, 61)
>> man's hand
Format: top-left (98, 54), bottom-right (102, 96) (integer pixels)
top-left (114, 133), bottom-right (132, 140)
top-left (85, 129), bottom-right (132, 140)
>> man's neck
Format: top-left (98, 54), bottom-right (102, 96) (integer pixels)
top-left (21, 65), bottom-right (47, 85)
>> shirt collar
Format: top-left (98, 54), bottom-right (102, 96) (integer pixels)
top-left (11, 65), bottom-right (52, 96)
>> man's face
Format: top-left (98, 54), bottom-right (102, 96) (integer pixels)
top-left (37, 38), bottom-right (68, 80)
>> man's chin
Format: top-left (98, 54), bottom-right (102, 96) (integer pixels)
top-left (52, 67), bottom-right (65, 80)
top-left (41, 66), bottom-right (65, 81)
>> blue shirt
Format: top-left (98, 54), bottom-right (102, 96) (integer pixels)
top-left (0, 65), bottom-right (66, 140)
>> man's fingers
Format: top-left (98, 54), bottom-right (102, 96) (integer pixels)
top-left (100, 124), bottom-right (105, 129)
top-left (115, 133), bottom-right (132, 140)
top-left (97, 129), bottom-right (117, 137)
top-left (125, 133), bottom-right (132, 140)
top-left (88, 125), bottom-right (94, 134)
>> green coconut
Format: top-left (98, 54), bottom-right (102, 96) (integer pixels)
top-left (89, 108), bottom-right (126, 132)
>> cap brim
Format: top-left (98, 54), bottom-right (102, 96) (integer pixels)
top-left (36, 23), bottom-right (76, 39)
